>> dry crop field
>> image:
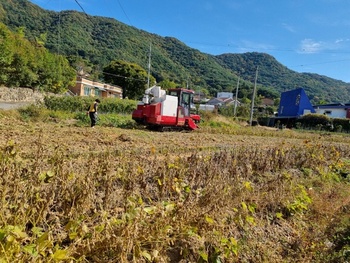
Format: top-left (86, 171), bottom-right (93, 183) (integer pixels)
top-left (1, 112), bottom-right (350, 262)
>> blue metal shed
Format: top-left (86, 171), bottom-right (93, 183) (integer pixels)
top-left (278, 88), bottom-right (315, 118)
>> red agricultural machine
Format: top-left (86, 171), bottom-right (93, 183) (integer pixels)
top-left (132, 86), bottom-right (200, 131)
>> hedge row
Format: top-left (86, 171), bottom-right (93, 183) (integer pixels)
top-left (258, 114), bottom-right (350, 133)
top-left (297, 114), bottom-right (350, 132)
top-left (331, 118), bottom-right (350, 132)
top-left (44, 96), bottom-right (137, 114)
top-left (284, 114), bottom-right (350, 132)
top-left (298, 114), bottom-right (330, 128)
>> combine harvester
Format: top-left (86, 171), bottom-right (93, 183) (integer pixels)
top-left (132, 85), bottom-right (200, 131)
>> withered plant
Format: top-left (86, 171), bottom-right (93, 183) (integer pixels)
top-left (0, 114), bottom-right (350, 262)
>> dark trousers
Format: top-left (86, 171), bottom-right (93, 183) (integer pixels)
top-left (89, 112), bottom-right (97, 127)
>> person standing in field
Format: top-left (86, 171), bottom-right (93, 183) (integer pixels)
top-left (87, 99), bottom-right (100, 127)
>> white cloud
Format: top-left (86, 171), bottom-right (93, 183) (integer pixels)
top-left (298, 38), bottom-right (349, 54)
top-left (299, 39), bottom-right (323, 54)
top-left (335, 38), bottom-right (350, 44)
top-left (282, 23), bottom-right (296, 33)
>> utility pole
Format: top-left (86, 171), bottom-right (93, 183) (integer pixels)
top-left (147, 43), bottom-right (152, 89)
top-left (234, 76), bottom-right (240, 117)
top-left (249, 66), bottom-right (259, 126)
top-left (186, 76), bottom-right (190, 89)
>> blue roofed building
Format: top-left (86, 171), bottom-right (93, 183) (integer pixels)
top-left (266, 87), bottom-right (350, 129)
top-left (270, 88), bottom-right (315, 127)
top-left (278, 88), bottom-right (315, 117)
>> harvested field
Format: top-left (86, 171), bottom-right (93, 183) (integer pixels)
top-left (1, 113), bottom-right (350, 262)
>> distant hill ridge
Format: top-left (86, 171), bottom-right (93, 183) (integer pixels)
top-left (1, 0), bottom-right (350, 103)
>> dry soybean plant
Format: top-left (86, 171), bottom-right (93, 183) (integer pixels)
top-left (0, 128), bottom-right (350, 262)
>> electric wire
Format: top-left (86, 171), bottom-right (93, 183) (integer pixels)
top-left (73, 0), bottom-right (87, 14)
top-left (32, 1), bottom-right (350, 81)
top-left (293, 58), bottom-right (350, 68)
top-left (102, 71), bottom-right (148, 83)
top-left (113, 0), bottom-right (152, 73)
top-left (116, 0), bottom-right (132, 26)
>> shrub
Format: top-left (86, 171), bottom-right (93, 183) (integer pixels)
top-left (218, 105), bottom-right (235, 117)
top-left (74, 112), bottom-right (137, 129)
top-left (18, 104), bottom-right (43, 121)
top-left (335, 125), bottom-right (343, 133)
top-left (333, 118), bottom-right (350, 133)
top-left (98, 98), bottom-right (137, 114)
top-left (298, 114), bottom-right (331, 129)
top-left (257, 117), bottom-right (270, 126)
top-left (97, 114), bottom-right (137, 129)
top-left (198, 110), bottom-right (218, 122)
top-left (44, 96), bottom-right (137, 114)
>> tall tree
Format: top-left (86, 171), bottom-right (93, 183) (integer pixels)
top-left (158, 79), bottom-right (177, 90)
top-left (0, 23), bottom-right (12, 84)
top-left (0, 22), bottom-right (75, 92)
top-left (103, 60), bottom-right (155, 99)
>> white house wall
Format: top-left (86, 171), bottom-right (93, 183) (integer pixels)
top-left (314, 108), bottom-right (347, 118)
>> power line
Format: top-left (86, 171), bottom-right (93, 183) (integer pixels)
top-left (116, 0), bottom-right (153, 73)
top-left (293, 58), bottom-right (350, 68)
top-left (116, 0), bottom-right (132, 26)
top-left (73, 0), bottom-right (87, 14)
top-left (102, 71), bottom-right (148, 83)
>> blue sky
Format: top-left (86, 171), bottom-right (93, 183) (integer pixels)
top-left (30, 0), bottom-right (350, 83)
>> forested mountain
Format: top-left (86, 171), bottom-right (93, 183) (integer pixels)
top-left (1, 0), bottom-right (350, 103)
top-left (215, 53), bottom-right (350, 103)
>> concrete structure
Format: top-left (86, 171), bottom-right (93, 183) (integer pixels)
top-left (314, 103), bottom-right (350, 119)
top-left (206, 97), bottom-right (240, 107)
top-left (69, 76), bottom-right (123, 99)
top-left (199, 104), bottom-right (216, 112)
top-left (217, 92), bottom-right (233, 99)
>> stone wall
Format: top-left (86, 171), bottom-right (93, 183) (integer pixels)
top-left (0, 86), bottom-right (47, 102)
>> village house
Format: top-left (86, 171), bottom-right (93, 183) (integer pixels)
top-left (193, 91), bottom-right (208, 103)
top-left (206, 92), bottom-right (240, 107)
top-left (69, 76), bottom-right (123, 99)
top-left (197, 91), bottom-right (241, 112)
top-left (313, 103), bottom-right (350, 119)
top-left (260, 98), bottom-right (275, 107)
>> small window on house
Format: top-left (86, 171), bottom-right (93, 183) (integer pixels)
top-left (84, 86), bottom-right (91, 96)
top-left (95, 89), bottom-right (101, 97)
top-left (325, 110), bottom-right (332, 115)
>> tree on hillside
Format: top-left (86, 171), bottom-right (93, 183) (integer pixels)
top-left (0, 22), bottom-right (75, 93)
top-left (103, 60), bottom-right (155, 99)
top-left (158, 79), bottom-right (177, 90)
top-left (0, 24), bottom-right (13, 83)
